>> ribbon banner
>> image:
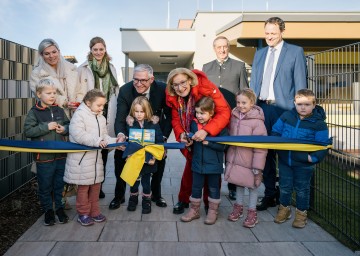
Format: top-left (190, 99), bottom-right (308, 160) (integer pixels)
top-left (0, 136), bottom-right (332, 186)
top-left (201, 135), bottom-right (332, 152)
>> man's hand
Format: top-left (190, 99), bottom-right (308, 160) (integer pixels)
top-left (116, 133), bottom-right (127, 151)
top-left (48, 122), bottom-right (58, 131)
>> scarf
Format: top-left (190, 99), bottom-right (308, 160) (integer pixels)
top-left (177, 94), bottom-right (195, 133)
top-left (89, 58), bottom-right (118, 100)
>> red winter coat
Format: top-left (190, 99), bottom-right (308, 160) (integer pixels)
top-left (225, 105), bottom-right (268, 188)
top-left (166, 69), bottom-right (231, 145)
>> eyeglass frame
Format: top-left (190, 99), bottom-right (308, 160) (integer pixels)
top-left (133, 77), bottom-right (152, 85)
top-left (171, 79), bottom-right (189, 90)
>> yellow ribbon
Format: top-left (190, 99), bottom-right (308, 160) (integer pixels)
top-left (120, 144), bottom-right (165, 186)
top-left (219, 142), bottom-right (332, 151)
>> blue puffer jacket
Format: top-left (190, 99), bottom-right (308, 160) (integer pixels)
top-left (190, 119), bottom-right (228, 174)
top-left (271, 105), bottom-right (330, 167)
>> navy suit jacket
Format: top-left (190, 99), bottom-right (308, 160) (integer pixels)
top-left (114, 80), bottom-right (172, 139)
top-left (250, 41), bottom-right (307, 110)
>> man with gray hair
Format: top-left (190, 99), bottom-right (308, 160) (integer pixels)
top-left (109, 64), bottom-right (172, 210)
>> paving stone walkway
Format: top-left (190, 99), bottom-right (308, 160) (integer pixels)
top-left (5, 134), bottom-right (356, 256)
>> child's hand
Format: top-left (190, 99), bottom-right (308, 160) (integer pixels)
top-left (116, 133), bottom-right (127, 151)
top-left (308, 154), bottom-right (312, 162)
top-left (148, 158), bottom-right (155, 165)
top-left (254, 172), bottom-right (263, 188)
top-left (48, 122), bottom-right (58, 131)
top-left (99, 140), bottom-right (108, 148)
top-left (202, 140), bottom-right (209, 145)
top-left (55, 124), bottom-right (65, 134)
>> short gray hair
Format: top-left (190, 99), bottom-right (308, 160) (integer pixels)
top-left (38, 38), bottom-right (60, 54)
top-left (134, 64), bottom-right (154, 78)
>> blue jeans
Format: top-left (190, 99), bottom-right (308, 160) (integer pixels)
top-left (130, 173), bottom-right (151, 195)
top-left (36, 159), bottom-right (66, 212)
top-left (192, 172), bottom-right (220, 199)
top-left (278, 161), bottom-right (314, 211)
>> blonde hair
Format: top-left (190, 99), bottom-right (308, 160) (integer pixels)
top-left (166, 68), bottom-right (198, 96)
top-left (236, 88), bottom-right (257, 104)
top-left (295, 89), bottom-right (316, 104)
top-left (129, 96), bottom-right (153, 121)
top-left (83, 89), bottom-right (106, 104)
top-left (36, 78), bottom-right (57, 93)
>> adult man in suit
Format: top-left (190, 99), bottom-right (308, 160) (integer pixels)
top-left (203, 36), bottom-right (249, 200)
top-left (250, 17), bottom-right (307, 211)
top-left (109, 64), bottom-right (172, 210)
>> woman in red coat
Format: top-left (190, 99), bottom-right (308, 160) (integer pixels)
top-left (166, 68), bottom-right (231, 214)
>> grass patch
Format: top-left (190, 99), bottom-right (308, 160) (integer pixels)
top-left (309, 156), bottom-right (360, 251)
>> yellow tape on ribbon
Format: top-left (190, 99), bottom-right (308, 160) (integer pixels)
top-left (120, 144), bottom-right (165, 186)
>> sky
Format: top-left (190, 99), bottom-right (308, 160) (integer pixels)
top-left (1, 0), bottom-right (360, 71)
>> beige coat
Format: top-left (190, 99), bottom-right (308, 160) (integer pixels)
top-left (77, 61), bottom-right (119, 137)
top-left (64, 102), bottom-right (116, 185)
top-left (30, 61), bottom-right (79, 118)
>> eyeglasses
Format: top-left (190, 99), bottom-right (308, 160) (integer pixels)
top-left (171, 80), bottom-right (188, 90)
top-left (133, 78), bottom-right (151, 85)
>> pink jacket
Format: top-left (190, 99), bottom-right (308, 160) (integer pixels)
top-left (225, 105), bottom-right (267, 188)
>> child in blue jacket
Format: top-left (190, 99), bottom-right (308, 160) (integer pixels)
top-left (180, 97), bottom-right (228, 225)
top-left (272, 89), bottom-right (330, 228)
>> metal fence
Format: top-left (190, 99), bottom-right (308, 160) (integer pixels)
top-left (306, 42), bottom-right (360, 249)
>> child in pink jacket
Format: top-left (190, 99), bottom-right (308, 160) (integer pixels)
top-left (225, 88), bottom-right (268, 228)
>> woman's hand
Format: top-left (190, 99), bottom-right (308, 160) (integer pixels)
top-left (192, 129), bottom-right (208, 142)
top-left (180, 132), bottom-right (193, 147)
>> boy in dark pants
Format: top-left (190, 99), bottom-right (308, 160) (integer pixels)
top-left (271, 89), bottom-right (330, 228)
top-left (24, 78), bottom-right (70, 226)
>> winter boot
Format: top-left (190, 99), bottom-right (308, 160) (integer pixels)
top-left (274, 204), bottom-right (291, 224)
top-left (142, 196), bottom-right (152, 214)
top-left (292, 208), bottom-right (307, 228)
top-left (181, 197), bottom-right (201, 222)
top-left (127, 193), bottom-right (139, 211)
top-left (228, 203), bottom-right (243, 222)
top-left (204, 197), bottom-right (221, 225)
top-left (243, 209), bottom-right (258, 228)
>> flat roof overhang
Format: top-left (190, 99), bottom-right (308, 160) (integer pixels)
top-left (120, 28), bottom-right (196, 72)
top-left (216, 12), bottom-right (360, 65)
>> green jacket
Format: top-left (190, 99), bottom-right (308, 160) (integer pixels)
top-left (24, 103), bottom-right (70, 162)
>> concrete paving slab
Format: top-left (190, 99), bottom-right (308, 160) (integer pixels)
top-left (138, 241), bottom-right (225, 256)
top-left (251, 221), bottom-right (337, 242)
top-left (222, 242), bottom-right (313, 256)
top-left (303, 241), bottom-right (356, 256)
top-left (178, 218), bottom-right (258, 242)
top-left (49, 242), bottom-right (138, 256)
top-left (18, 217), bottom-right (104, 242)
top-left (4, 242), bottom-right (56, 256)
top-left (99, 221), bottom-right (178, 242)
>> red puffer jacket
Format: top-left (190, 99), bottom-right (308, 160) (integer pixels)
top-left (166, 69), bottom-right (231, 142)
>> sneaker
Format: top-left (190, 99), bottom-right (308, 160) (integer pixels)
top-left (92, 213), bottom-right (106, 223)
top-left (243, 209), bottom-right (258, 228)
top-left (228, 203), bottom-right (243, 222)
top-left (77, 215), bottom-right (95, 226)
top-left (274, 204), bottom-right (292, 224)
top-left (56, 208), bottom-right (69, 224)
top-left (44, 209), bottom-right (55, 226)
